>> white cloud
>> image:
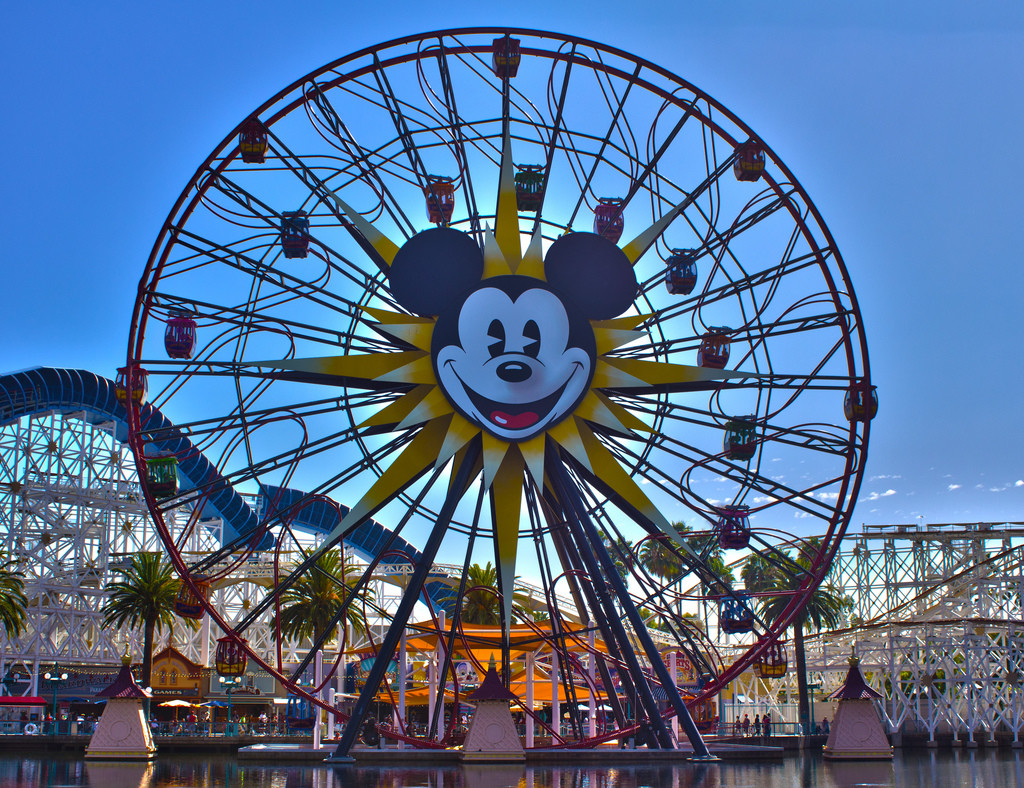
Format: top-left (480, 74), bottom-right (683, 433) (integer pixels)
top-left (947, 484), bottom-right (961, 491)
top-left (862, 489), bottom-right (897, 502)
top-left (870, 474), bottom-right (902, 481)
top-left (1016, 480), bottom-right (1024, 487)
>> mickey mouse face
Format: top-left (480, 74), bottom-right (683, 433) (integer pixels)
top-left (434, 277), bottom-right (595, 441)
top-left (388, 227), bottom-right (637, 444)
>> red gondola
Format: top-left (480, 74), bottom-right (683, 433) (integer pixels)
top-left (844, 382), bottom-right (878, 422)
top-left (666, 249), bottom-right (698, 295)
top-left (239, 118), bottom-right (268, 164)
top-left (424, 176), bottom-right (455, 224)
top-left (593, 198), bottom-right (624, 242)
top-left (723, 415), bottom-right (758, 461)
top-left (697, 328), bottom-right (731, 369)
top-left (716, 505), bottom-right (751, 550)
top-left (754, 640), bottom-right (788, 678)
top-left (280, 211), bottom-right (310, 258)
top-left (164, 311), bottom-right (197, 359)
top-left (733, 140), bottom-right (765, 182)
top-left (215, 636), bottom-right (248, 678)
top-left (492, 36), bottom-right (521, 78)
top-left (174, 577), bottom-right (210, 620)
top-left (514, 165), bottom-right (545, 211)
top-left (114, 366), bottom-right (148, 405)
top-left (720, 595), bottom-right (755, 634)
top-left (145, 454), bottom-right (178, 500)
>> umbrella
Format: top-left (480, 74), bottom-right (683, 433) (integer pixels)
top-left (159, 699), bottom-right (194, 707)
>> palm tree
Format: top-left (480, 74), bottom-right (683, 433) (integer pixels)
top-left (600, 533), bottom-right (636, 583)
top-left (742, 539), bottom-right (851, 735)
top-left (277, 550), bottom-right (373, 646)
top-left (0, 557), bottom-right (28, 639)
top-left (444, 562), bottom-right (529, 625)
top-left (101, 552), bottom-right (181, 687)
top-left (638, 523), bottom-right (690, 584)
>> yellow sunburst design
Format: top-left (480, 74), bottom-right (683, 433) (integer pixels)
top-left (245, 128), bottom-right (755, 626)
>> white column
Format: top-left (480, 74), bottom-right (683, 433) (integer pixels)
top-left (551, 651), bottom-right (560, 739)
top-left (669, 651), bottom-right (679, 740)
top-left (525, 652), bottom-right (535, 748)
top-left (587, 630), bottom-right (597, 738)
top-left (430, 611), bottom-right (446, 740)
top-left (397, 632), bottom-right (407, 749)
top-left (200, 613), bottom-right (211, 667)
top-left (328, 688), bottom-right (336, 739)
top-left (313, 650), bottom-right (322, 749)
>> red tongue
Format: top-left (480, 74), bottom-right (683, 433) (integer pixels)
top-left (491, 410), bottom-right (539, 430)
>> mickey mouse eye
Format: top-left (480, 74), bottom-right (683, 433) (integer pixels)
top-left (523, 319), bottom-right (540, 358)
top-left (487, 319), bottom-right (506, 359)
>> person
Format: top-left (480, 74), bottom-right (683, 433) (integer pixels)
top-left (822, 716), bottom-right (830, 734)
top-left (763, 712), bottom-right (771, 738)
top-left (753, 714), bottom-right (761, 737)
top-left (733, 716), bottom-right (741, 736)
top-left (741, 714), bottom-right (749, 736)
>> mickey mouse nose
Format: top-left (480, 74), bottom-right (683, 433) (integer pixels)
top-left (496, 361), bottom-right (532, 383)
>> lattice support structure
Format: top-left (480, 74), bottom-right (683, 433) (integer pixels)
top-left (0, 411), bottom-right (380, 693)
top-left (727, 522), bottom-right (1024, 742)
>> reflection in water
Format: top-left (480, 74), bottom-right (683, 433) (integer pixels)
top-left (826, 760), bottom-right (894, 788)
top-left (0, 751), bottom-right (1019, 788)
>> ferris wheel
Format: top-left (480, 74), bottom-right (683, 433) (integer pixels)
top-left (124, 28), bottom-right (874, 753)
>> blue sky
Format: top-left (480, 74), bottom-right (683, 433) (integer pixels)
top-left (2, 1), bottom-right (1022, 529)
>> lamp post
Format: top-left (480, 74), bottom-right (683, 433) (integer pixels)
top-left (42, 665), bottom-right (68, 735)
top-left (808, 682), bottom-right (821, 734)
top-left (219, 675), bottom-right (242, 735)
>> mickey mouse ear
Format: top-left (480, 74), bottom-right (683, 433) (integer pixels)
top-left (389, 228), bottom-right (484, 316)
top-left (544, 232), bottom-right (638, 319)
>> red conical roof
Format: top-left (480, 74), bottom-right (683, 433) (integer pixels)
top-left (95, 656), bottom-right (150, 700)
top-left (828, 656), bottom-right (882, 701)
top-left (468, 666), bottom-right (517, 702)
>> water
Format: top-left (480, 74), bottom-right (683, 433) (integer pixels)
top-left (0, 751), bottom-right (1020, 788)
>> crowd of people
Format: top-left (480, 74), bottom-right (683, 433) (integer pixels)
top-left (730, 712), bottom-right (830, 738)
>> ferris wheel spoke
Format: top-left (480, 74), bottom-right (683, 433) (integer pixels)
top-left (163, 226), bottom-right (375, 322)
top-left (302, 82), bottom-right (419, 237)
top-left (642, 251), bottom-right (834, 331)
top-left (364, 53), bottom-right (439, 207)
top-left (207, 170), bottom-right (402, 286)
top-left (601, 425), bottom-right (847, 523)
top-left (432, 40), bottom-right (489, 239)
top-left (560, 62), bottom-right (644, 229)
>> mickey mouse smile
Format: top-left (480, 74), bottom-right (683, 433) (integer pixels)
top-left (451, 364), bottom-right (585, 433)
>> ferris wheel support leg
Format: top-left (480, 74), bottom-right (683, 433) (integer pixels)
top-left (547, 459), bottom-right (673, 751)
top-left (328, 441), bottom-right (481, 761)
top-left (549, 455), bottom-right (715, 759)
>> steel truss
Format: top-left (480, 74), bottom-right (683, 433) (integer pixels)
top-left (0, 410), bottom-right (382, 694)
top-left (729, 522), bottom-right (1024, 742)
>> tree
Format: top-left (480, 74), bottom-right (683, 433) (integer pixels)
top-left (600, 533), bottom-right (636, 583)
top-left (638, 523), bottom-right (690, 584)
top-left (0, 557), bottom-right (28, 640)
top-left (742, 539), bottom-right (851, 736)
top-left (443, 562), bottom-right (529, 625)
top-left (101, 552), bottom-right (181, 687)
top-left (277, 550), bottom-right (373, 646)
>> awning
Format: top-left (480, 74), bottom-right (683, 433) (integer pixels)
top-left (0, 696), bottom-right (47, 706)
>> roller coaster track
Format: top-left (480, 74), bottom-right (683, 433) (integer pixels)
top-left (0, 367), bottom-right (448, 608)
